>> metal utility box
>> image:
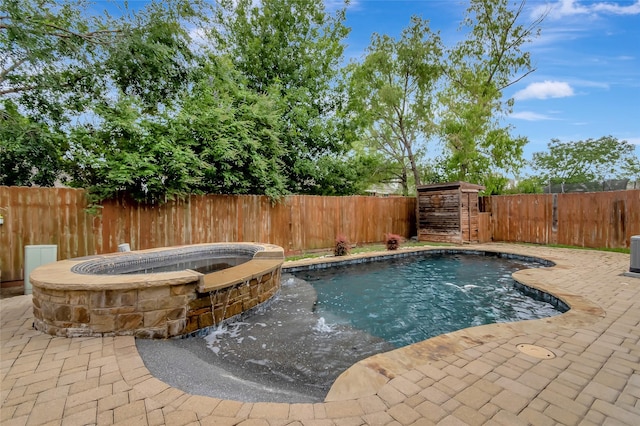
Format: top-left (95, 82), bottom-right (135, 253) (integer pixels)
top-left (417, 181), bottom-right (485, 244)
top-left (631, 236), bottom-right (640, 273)
top-left (24, 245), bottom-right (58, 295)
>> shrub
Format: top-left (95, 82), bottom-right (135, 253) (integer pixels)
top-left (334, 234), bottom-right (351, 256)
top-left (385, 233), bottom-right (403, 251)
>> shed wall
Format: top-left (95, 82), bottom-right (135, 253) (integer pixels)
top-left (417, 182), bottom-right (482, 244)
top-left (418, 189), bottom-right (462, 243)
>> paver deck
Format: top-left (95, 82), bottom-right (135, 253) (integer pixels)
top-left (1, 243), bottom-right (639, 425)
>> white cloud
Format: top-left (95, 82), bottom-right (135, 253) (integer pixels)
top-left (533, 0), bottom-right (640, 20)
top-left (531, 0), bottom-right (587, 19)
top-left (592, 1), bottom-right (640, 15)
top-left (325, 0), bottom-right (360, 12)
top-left (626, 137), bottom-right (640, 145)
top-left (568, 78), bottom-right (609, 89)
top-left (514, 81), bottom-right (575, 100)
top-left (509, 111), bottom-right (558, 121)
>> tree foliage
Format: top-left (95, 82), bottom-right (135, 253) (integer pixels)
top-left (438, 0), bottom-right (544, 186)
top-left (212, 0), bottom-right (354, 193)
top-left (177, 59), bottom-right (287, 199)
top-left (2, 0), bottom-right (560, 202)
top-left (348, 0), bottom-right (543, 194)
top-left (349, 17), bottom-right (443, 195)
top-left (102, 1), bottom-right (203, 113)
top-left (0, 100), bottom-right (66, 186)
top-left (1, 0), bottom-right (207, 192)
top-left (1, 0), bottom-right (201, 121)
top-left (66, 57), bottom-right (290, 204)
top-left (531, 136), bottom-right (640, 184)
top-left (1, 0), bottom-right (119, 121)
top-left (65, 97), bottom-right (206, 204)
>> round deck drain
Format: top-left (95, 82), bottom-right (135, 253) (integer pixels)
top-left (516, 344), bottom-right (556, 359)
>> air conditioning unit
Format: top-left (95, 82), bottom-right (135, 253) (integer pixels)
top-left (631, 236), bottom-right (640, 273)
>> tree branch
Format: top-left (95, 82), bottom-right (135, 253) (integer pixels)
top-left (0, 84), bottom-right (39, 96)
top-left (42, 23), bottom-right (123, 44)
top-left (497, 67), bottom-right (536, 91)
top-left (0, 58), bottom-right (28, 83)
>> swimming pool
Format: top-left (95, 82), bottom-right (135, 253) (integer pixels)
top-left (297, 252), bottom-right (563, 348)
top-left (137, 250), bottom-right (564, 402)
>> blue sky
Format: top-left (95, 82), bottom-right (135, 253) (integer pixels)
top-left (337, 0), bottom-right (640, 161)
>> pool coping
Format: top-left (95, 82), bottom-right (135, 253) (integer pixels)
top-left (30, 242), bottom-right (284, 291)
top-left (284, 246), bottom-right (606, 401)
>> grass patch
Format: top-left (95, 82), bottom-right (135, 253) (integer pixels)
top-left (523, 243), bottom-right (630, 254)
top-left (285, 241), bottom-right (454, 262)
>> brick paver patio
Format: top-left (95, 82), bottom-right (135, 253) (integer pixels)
top-left (1, 243), bottom-right (639, 425)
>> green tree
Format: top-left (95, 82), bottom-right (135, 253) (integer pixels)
top-left (176, 58), bottom-right (287, 199)
top-left (101, 1), bottom-right (204, 113)
top-left (1, 0), bottom-right (205, 188)
top-left (438, 0), bottom-right (544, 185)
top-left (1, 0), bottom-right (119, 121)
top-left (1, 0), bottom-right (116, 186)
top-left (506, 176), bottom-right (544, 194)
top-left (1, 0), bottom-right (201, 120)
top-left (212, 0), bottom-right (353, 194)
top-left (66, 97), bottom-right (205, 204)
top-left (309, 153), bottom-right (388, 196)
top-left (349, 17), bottom-right (443, 195)
top-left (66, 57), bottom-right (291, 203)
top-left (0, 101), bottom-right (66, 186)
top-left (531, 136), bottom-right (640, 184)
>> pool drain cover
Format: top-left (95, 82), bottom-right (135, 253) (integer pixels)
top-left (517, 344), bottom-right (556, 359)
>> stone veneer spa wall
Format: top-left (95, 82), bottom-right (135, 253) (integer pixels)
top-left (29, 243), bottom-right (284, 338)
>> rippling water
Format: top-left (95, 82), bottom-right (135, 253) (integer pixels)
top-left (297, 253), bottom-right (561, 348)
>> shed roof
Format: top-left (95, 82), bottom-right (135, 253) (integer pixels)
top-left (416, 181), bottom-right (485, 193)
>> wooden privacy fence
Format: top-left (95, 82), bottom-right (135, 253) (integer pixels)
top-left (0, 187), bottom-right (416, 283)
top-left (482, 190), bottom-right (640, 249)
top-left (2, 186), bottom-right (639, 284)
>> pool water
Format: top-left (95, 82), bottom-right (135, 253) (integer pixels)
top-left (119, 257), bottom-right (246, 274)
top-left (87, 255), bottom-right (249, 275)
top-left (137, 252), bottom-right (564, 402)
top-left (297, 253), bottom-right (562, 348)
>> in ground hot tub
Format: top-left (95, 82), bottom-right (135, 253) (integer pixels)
top-left (29, 243), bottom-right (284, 338)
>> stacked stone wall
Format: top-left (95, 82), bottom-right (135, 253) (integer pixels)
top-left (33, 268), bottom-right (281, 338)
top-left (30, 243), bottom-right (284, 338)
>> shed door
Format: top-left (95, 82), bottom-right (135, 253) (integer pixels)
top-left (461, 192), bottom-right (479, 242)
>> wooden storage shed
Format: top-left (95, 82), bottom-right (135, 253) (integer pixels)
top-left (417, 181), bottom-right (485, 243)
